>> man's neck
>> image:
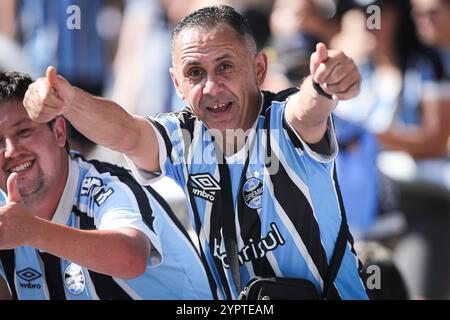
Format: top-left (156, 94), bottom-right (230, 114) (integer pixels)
top-left (28, 155), bottom-right (69, 221)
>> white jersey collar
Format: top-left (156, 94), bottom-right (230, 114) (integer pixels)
top-left (51, 156), bottom-right (79, 225)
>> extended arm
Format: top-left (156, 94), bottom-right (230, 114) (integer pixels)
top-left (23, 67), bottom-right (160, 173)
top-left (0, 173), bottom-right (150, 279)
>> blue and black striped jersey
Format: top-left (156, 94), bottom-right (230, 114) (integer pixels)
top-left (0, 154), bottom-right (214, 300)
top-left (127, 89), bottom-right (369, 300)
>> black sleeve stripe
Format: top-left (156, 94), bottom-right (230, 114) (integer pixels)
top-left (262, 88), bottom-right (305, 150)
top-left (0, 250), bottom-right (18, 300)
top-left (148, 108), bottom-right (197, 165)
top-left (87, 159), bottom-right (156, 233)
top-left (175, 108), bottom-right (197, 136)
top-left (88, 271), bottom-right (132, 300)
top-left (37, 252), bottom-right (67, 300)
top-left (148, 118), bottom-right (173, 164)
top-left (282, 115), bottom-right (305, 150)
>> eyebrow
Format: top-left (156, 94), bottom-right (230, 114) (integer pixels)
top-left (184, 60), bottom-right (202, 67)
top-left (214, 53), bottom-right (234, 63)
top-left (11, 118), bottom-right (32, 128)
top-left (183, 53), bottom-right (235, 67)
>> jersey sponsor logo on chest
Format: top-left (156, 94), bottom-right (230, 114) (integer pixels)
top-left (189, 173), bottom-right (221, 202)
top-left (213, 222), bottom-right (285, 268)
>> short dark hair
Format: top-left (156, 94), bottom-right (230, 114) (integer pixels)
top-left (0, 71), bottom-right (33, 103)
top-left (171, 5), bottom-right (257, 52)
top-left (0, 71), bottom-right (70, 153)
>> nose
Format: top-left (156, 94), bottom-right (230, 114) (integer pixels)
top-left (202, 74), bottom-right (223, 96)
top-left (4, 138), bottom-right (19, 159)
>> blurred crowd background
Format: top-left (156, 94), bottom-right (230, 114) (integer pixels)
top-left (1, 0), bottom-right (450, 300)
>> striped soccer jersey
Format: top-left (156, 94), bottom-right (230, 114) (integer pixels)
top-left (127, 89), bottom-right (369, 300)
top-left (0, 154), bottom-right (213, 300)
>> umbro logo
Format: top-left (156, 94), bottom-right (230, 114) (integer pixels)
top-left (189, 173), bottom-right (220, 202)
top-left (17, 267), bottom-right (42, 289)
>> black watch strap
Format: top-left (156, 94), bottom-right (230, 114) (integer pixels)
top-left (312, 81), bottom-right (333, 99)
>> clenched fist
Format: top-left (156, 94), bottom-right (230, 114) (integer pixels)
top-left (310, 43), bottom-right (361, 101)
top-left (23, 66), bottom-right (75, 123)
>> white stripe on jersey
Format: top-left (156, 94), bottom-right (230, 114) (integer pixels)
top-left (263, 168), bottom-right (324, 290)
top-left (84, 271), bottom-right (100, 299)
top-left (265, 251), bottom-right (283, 277)
top-left (113, 278), bottom-right (142, 300)
top-left (269, 132), bottom-right (329, 266)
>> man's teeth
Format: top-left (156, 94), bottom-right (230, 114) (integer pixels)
top-left (11, 161), bottom-right (32, 173)
top-left (211, 103), bottom-right (228, 110)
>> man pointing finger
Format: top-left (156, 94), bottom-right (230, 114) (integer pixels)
top-left (23, 5), bottom-right (367, 300)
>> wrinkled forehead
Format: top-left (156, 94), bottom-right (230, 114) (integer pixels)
top-left (171, 24), bottom-right (253, 64)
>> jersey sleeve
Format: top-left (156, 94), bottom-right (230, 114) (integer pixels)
top-left (125, 111), bottom-right (191, 189)
top-left (271, 100), bottom-right (338, 163)
top-left (82, 173), bottom-right (163, 266)
top-left (269, 101), bottom-right (368, 299)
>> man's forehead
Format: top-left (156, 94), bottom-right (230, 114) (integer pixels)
top-left (411, 0), bottom-right (442, 8)
top-left (0, 100), bottom-right (33, 126)
top-left (173, 24), bottom-right (245, 54)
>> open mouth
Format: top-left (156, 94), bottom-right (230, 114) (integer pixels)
top-left (206, 102), bottom-right (232, 114)
top-left (8, 160), bottom-right (34, 175)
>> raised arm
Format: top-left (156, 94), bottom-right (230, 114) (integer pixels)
top-left (285, 43), bottom-right (361, 143)
top-left (0, 173), bottom-right (150, 279)
top-left (23, 67), bottom-right (160, 172)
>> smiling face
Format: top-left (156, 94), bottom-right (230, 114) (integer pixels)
top-left (170, 23), bottom-right (268, 133)
top-left (0, 100), bottom-right (68, 207)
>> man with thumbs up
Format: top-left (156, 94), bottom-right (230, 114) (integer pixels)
top-left (23, 6), bottom-right (366, 299)
top-left (0, 72), bottom-right (214, 300)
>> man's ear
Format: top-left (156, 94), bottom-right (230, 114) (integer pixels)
top-left (169, 67), bottom-right (185, 100)
top-left (255, 51), bottom-right (268, 87)
top-left (52, 117), bottom-right (67, 148)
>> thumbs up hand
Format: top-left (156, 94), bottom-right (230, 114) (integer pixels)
top-left (6, 172), bottom-right (21, 203)
top-left (23, 66), bottom-right (75, 123)
top-left (0, 173), bottom-right (37, 249)
top-left (309, 42), bottom-right (361, 101)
